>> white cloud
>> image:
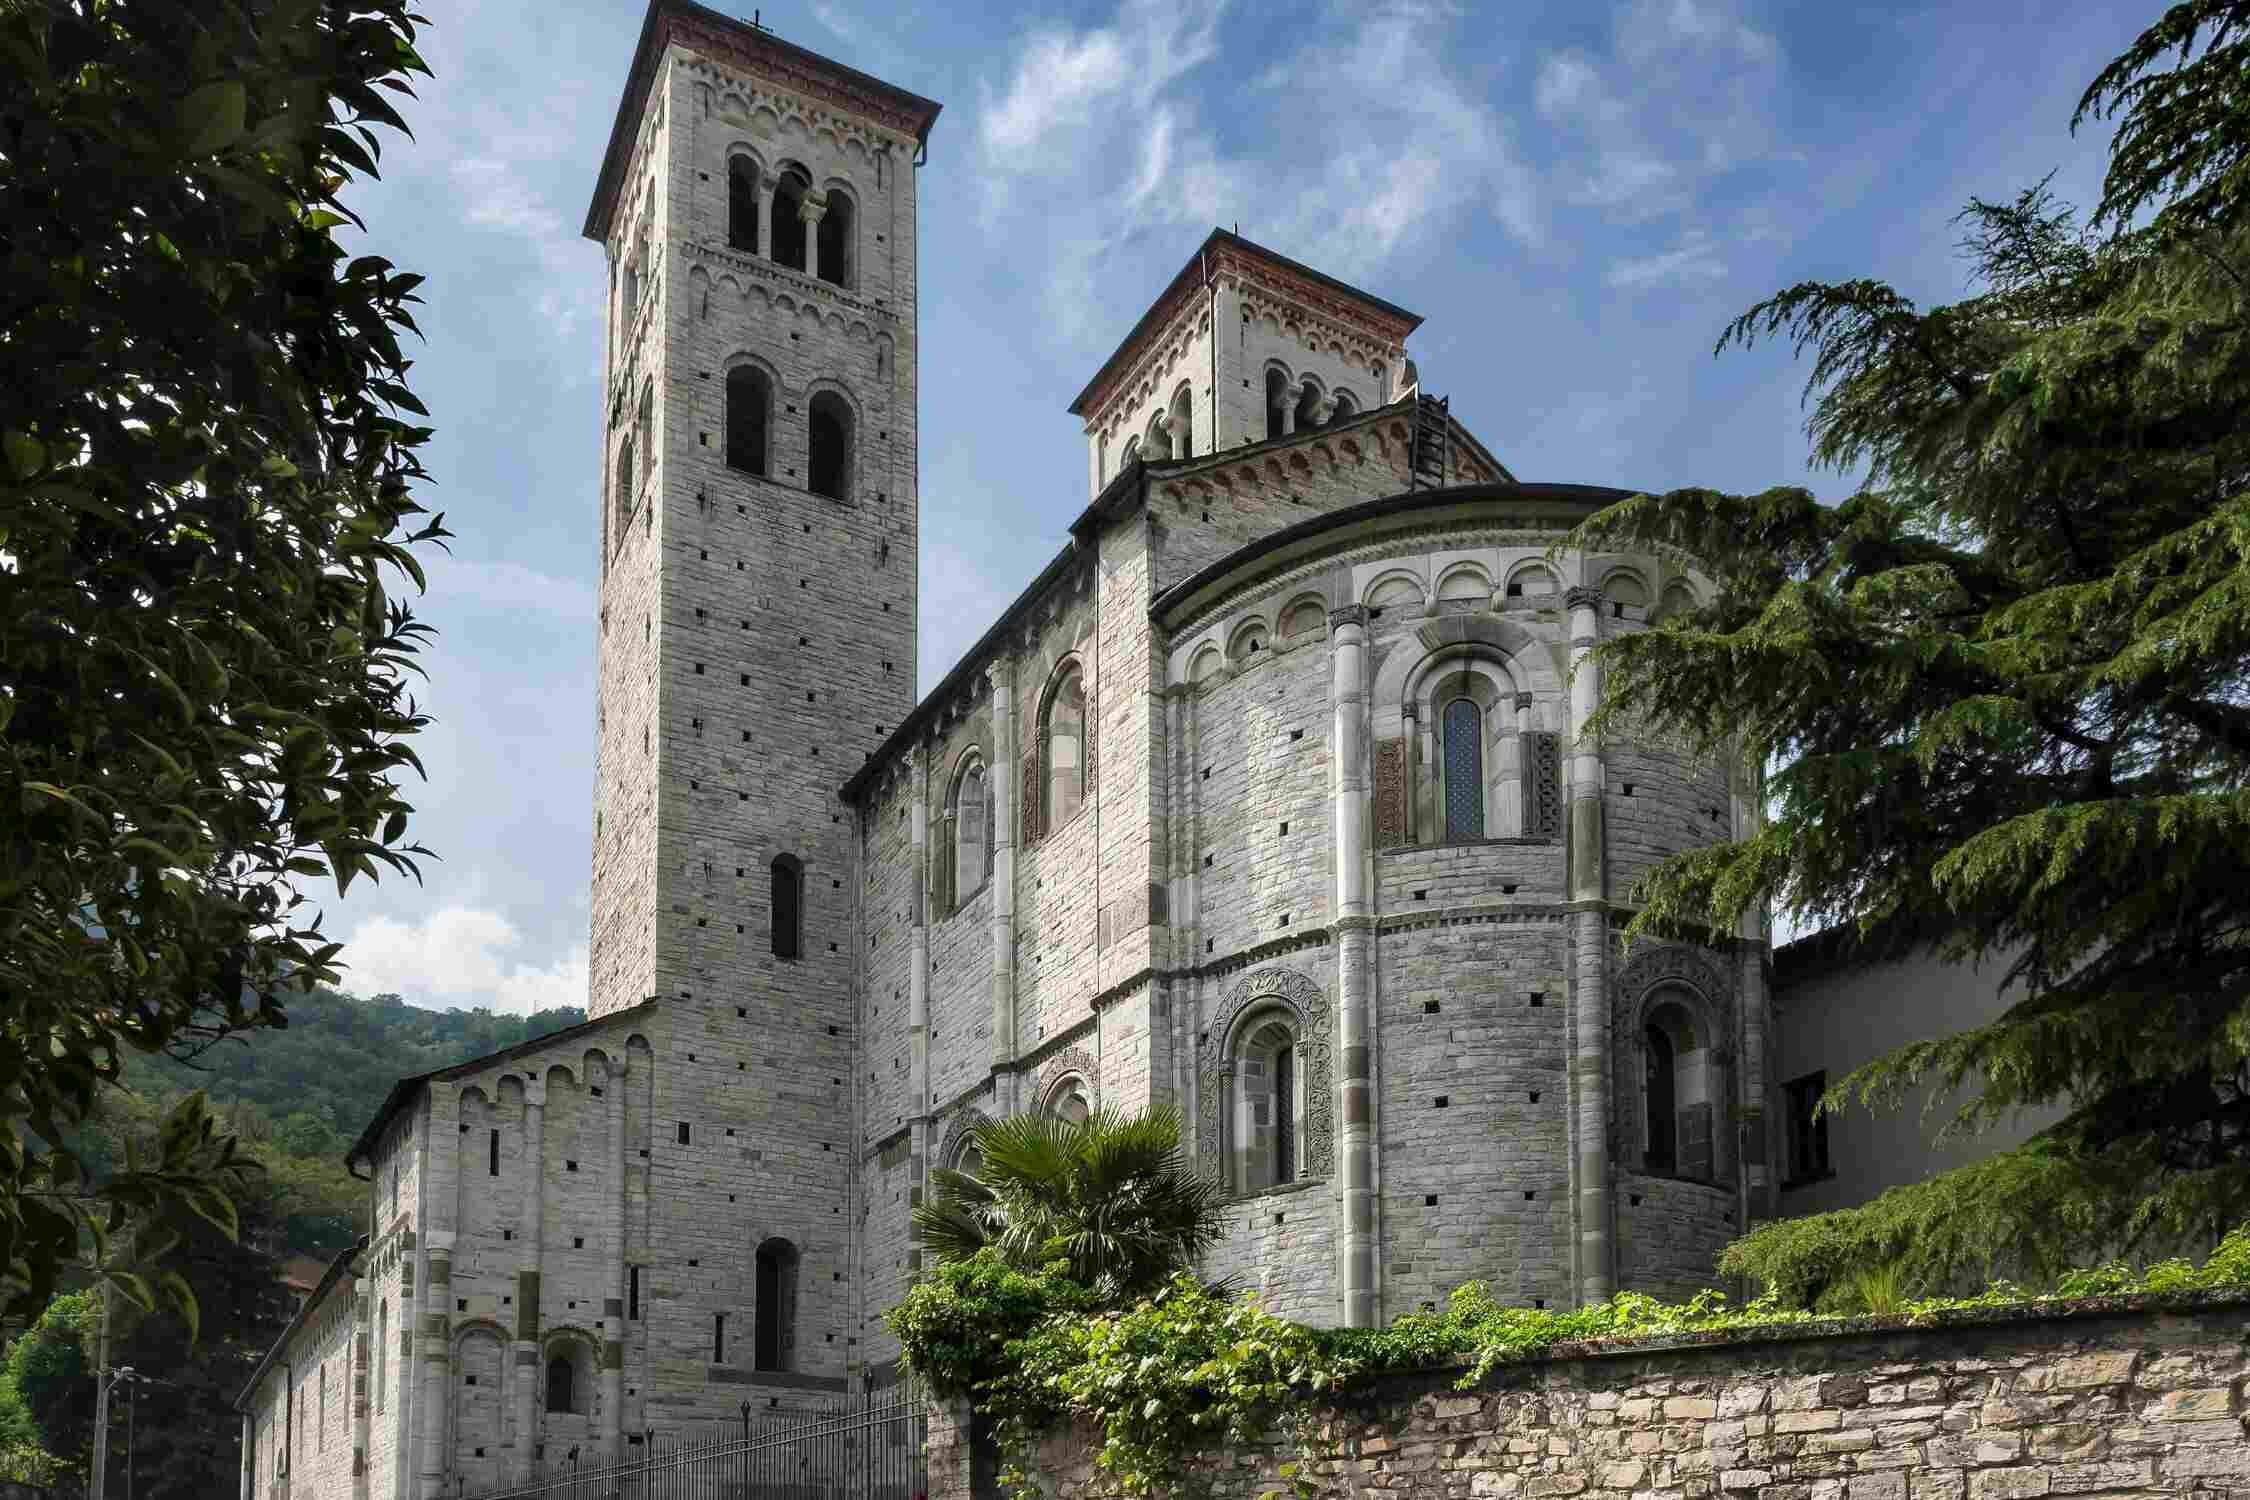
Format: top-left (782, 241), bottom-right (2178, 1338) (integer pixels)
top-left (339, 904), bottom-right (589, 1015)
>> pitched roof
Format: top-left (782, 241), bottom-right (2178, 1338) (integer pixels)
top-left (583, 0), bottom-right (941, 243)
top-left (1066, 229), bottom-right (1423, 421)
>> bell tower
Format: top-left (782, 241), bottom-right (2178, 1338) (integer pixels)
top-left (582, 0), bottom-right (938, 1029)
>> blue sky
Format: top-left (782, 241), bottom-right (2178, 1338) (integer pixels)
top-left (321, 0), bottom-right (2153, 1012)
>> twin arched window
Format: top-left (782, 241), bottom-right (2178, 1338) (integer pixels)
top-left (723, 369), bottom-right (853, 502)
top-left (815, 191), bottom-right (853, 288)
top-left (771, 855), bottom-right (802, 960)
top-left (1264, 369), bottom-right (1290, 440)
top-left (1027, 663), bottom-right (1086, 841)
top-left (938, 756), bottom-right (993, 915)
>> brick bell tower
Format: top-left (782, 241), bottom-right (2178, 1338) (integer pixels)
top-left (580, 2), bottom-right (937, 1380)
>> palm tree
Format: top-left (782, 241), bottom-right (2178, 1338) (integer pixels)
top-left (911, 1102), bottom-right (1227, 1301)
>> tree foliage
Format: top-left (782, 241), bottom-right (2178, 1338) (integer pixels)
top-left (1566, 0), bottom-right (2250, 1289)
top-left (0, 0), bottom-right (442, 1320)
top-left (911, 1104), bottom-right (1228, 1303)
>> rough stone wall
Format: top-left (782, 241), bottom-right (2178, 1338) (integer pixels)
top-left (1010, 583), bottom-right (1102, 1059)
top-left (931, 1301), bottom-right (2250, 1500)
top-left (1604, 739), bottom-right (1735, 906)
top-left (1184, 633), bottom-right (1333, 958)
top-left (1376, 912), bottom-right (1574, 1317)
top-left (1616, 1175), bottom-right (1742, 1303)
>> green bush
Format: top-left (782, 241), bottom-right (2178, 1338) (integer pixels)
top-left (891, 1224), bottom-right (2250, 1500)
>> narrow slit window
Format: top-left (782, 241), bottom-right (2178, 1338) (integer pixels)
top-left (1443, 698), bottom-right (1485, 839)
top-left (772, 855), bottom-right (803, 958)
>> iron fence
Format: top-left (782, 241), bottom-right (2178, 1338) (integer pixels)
top-left (457, 1385), bottom-right (926, 1500)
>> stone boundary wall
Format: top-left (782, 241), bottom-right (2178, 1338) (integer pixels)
top-left (928, 1295), bottom-right (2250, 1500)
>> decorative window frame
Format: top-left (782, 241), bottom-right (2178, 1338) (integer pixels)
top-left (1195, 966), bottom-right (1334, 1194)
top-left (1612, 944), bottom-right (1735, 1184)
top-left (1034, 1046), bottom-right (1099, 1122)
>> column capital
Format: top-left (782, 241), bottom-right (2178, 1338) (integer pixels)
top-left (1328, 603), bottom-right (1368, 631)
top-left (423, 1229), bottom-right (456, 1255)
top-left (798, 189), bottom-right (829, 224)
top-left (1563, 585), bottom-right (1606, 612)
top-left (1516, 692), bottom-right (1535, 710)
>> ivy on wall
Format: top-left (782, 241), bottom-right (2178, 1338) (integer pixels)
top-left (891, 1229), bottom-right (2250, 1500)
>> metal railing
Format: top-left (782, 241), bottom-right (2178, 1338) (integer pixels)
top-left (458, 1386), bottom-right (926, 1500)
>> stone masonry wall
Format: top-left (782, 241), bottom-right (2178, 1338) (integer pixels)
top-left (929, 1299), bottom-right (2250, 1500)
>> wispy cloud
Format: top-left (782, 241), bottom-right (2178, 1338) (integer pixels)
top-left (971, 0), bottom-right (1535, 340)
top-left (1536, 0), bottom-right (1788, 223)
top-left (1605, 229), bottom-right (1730, 290)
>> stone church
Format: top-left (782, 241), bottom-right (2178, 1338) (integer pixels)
top-left (233, 3), bottom-right (1982, 1496)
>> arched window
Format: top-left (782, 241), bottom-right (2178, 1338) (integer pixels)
top-left (943, 756), bottom-right (992, 914)
top-left (725, 365), bottom-right (769, 476)
top-left (1168, 386), bottom-right (1194, 459)
top-left (1264, 368), bottom-right (1289, 440)
top-left (637, 381), bottom-right (654, 478)
top-left (1046, 1077), bottom-right (1091, 1126)
top-left (754, 1238), bottom-right (799, 1372)
top-left (956, 1143), bottom-right (984, 1178)
top-left (1330, 389), bottom-right (1358, 421)
top-left (1442, 697), bottom-right (1485, 840)
top-left (1232, 1014), bottom-right (1302, 1192)
top-left (1642, 993), bottom-right (1715, 1178)
top-left (771, 168), bottom-right (810, 271)
top-left (614, 434), bottom-right (636, 536)
top-left (1145, 412), bottom-right (1172, 461)
top-left (1040, 664), bottom-right (1087, 835)
top-left (816, 188), bottom-right (853, 287)
top-left (808, 391), bottom-right (851, 501)
top-left (545, 1353), bottom-right (574, 1414)
top-left (771, 855), bottom-right (802, 959)
top-left (1096, 435), bottom-right (1108, 486)
top-left (1374, 361), bottom-right (1389, 403)
top-left (1294, 380), bottom-right (1324, 431)
top-left (728, 156), bottom-right (759, 252)
top-left (1121, 436), bottom-right (1141, 468)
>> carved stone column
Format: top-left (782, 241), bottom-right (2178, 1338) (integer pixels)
top-left (416, 1233), bottom-right (454, 1498)
top-left (799, 190), bottom-right (828, 281)
top-left (511, 1080), bottom-right (546, 1485)
top-left (1281, 384), bottom-right (1302, 435)
top-left (990, 658), bottom-right (1019, 1116)
top-left (1496, 692), bottom-right (1527, 836)
top-left (601, 1054), bottom-right (627, 1469)
top-left (1564, 585), bottom-right (1614, 1304)
top-left (1330, 604), bottom-right (1378, 1326)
